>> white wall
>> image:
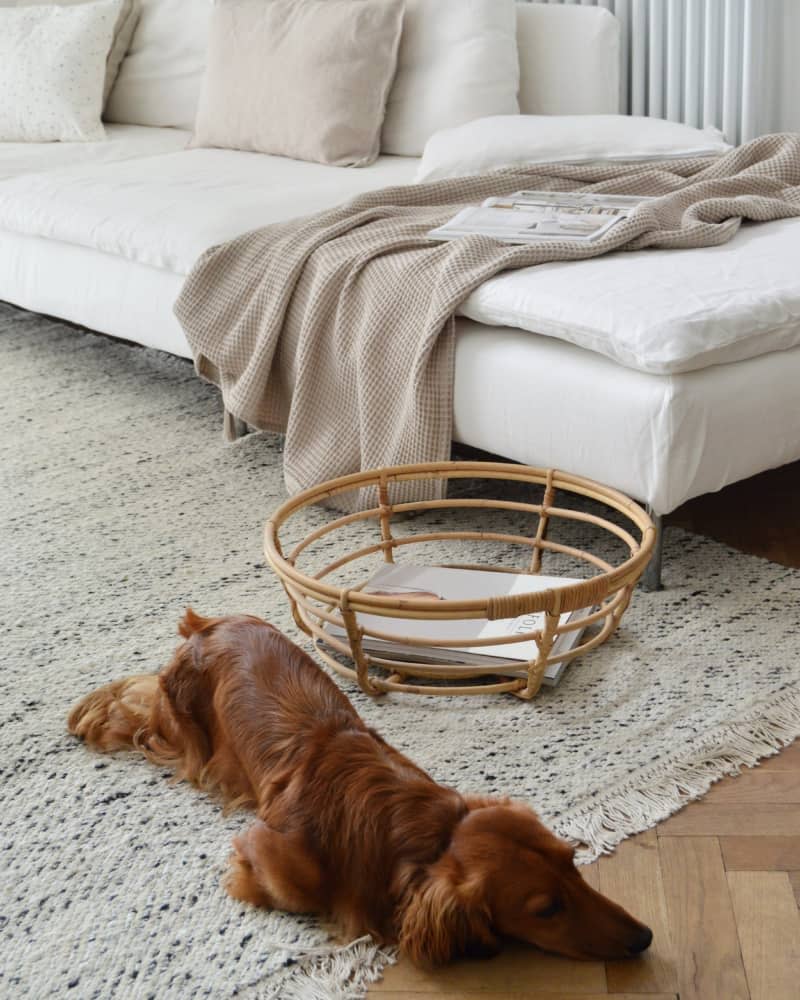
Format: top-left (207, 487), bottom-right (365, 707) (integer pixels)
top-left (775, 0), bottom-right (800, 131)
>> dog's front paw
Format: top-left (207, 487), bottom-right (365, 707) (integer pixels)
top-left (67, 675), bottom-right (158, 751)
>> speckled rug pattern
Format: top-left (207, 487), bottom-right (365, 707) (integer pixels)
top-left (2, 303), bottom-right (799, 999)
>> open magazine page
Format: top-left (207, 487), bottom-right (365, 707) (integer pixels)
top-left (428, 190), bottom-right (653, 245)
top-left (323, 563), bottom-right (593, 685)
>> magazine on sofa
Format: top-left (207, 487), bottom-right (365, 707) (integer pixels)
top-left (322, 563), bottom-right (593, 686)
top-left (428, 190), bottom-right (653, 245)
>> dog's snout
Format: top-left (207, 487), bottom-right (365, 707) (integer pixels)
top-left (628, 925), bottom-right (653, 955)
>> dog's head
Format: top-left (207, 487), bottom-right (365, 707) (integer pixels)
top-left (399, 800), bottom-right (652, 966)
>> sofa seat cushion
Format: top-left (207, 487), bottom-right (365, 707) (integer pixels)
top-left (461, 216), bottom-right (800, 374)
top-left (0, 148), bottom-right (419, 273)
top-left (0, 124), bottom-right (190, 181)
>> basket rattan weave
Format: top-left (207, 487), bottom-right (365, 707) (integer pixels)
top-left (264, 461), bottom-right (655, 699)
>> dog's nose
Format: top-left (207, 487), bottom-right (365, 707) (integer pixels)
top-left (628, 925), bottom-right (653, 954)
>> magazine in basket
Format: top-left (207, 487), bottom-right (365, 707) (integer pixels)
top-left (428, 190), bottom-right (653, 245)
top-left (323, 563), bottom-right (593, 686)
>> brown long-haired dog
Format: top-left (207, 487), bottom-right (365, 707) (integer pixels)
top-left (68, 610), bottom-right (652, 965)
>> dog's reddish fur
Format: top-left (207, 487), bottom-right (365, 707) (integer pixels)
top-left (68, 610), bottom-right (652, 965)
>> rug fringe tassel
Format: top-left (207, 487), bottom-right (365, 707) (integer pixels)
top-left (261, 935), bottom-right (396, 1000)
top-left (558, 687), bottom-right (800, 860)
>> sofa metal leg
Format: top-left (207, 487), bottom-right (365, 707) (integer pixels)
top-left (641, 509), bottom-right (664, 592)
top-left (224, 408), bottom-right (250, 440)
top-left (231, 416), bottom-right (249, 439)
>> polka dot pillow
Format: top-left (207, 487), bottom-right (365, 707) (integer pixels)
top-left (0, 0), bottom-right (124, 142)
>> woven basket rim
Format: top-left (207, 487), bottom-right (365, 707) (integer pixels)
top-left (264, 460), bottom-right (656, 619)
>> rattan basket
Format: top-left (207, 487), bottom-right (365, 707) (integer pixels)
top-left (264, 461), bottom-right (655, 699)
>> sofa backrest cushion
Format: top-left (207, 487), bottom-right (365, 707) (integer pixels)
top-left (104, 0), bottom-right (621, 137)
top-left (105, 0), bottom-right (212, 129)
top-left (380, 0), bottom-right (520, 157)
top-left (516, 2), bottom-right (620, 116)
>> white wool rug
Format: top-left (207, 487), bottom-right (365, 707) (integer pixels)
top-left (2, 304), bottom-right (799, 999)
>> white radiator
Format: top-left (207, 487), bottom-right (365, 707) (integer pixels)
top-left (529, 0), bottom-right (770, 144)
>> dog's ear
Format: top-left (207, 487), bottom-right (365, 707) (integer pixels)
top-left (178, 607), bottom-right (214, 639)
top-left (157, 639), bottom-right (212, 773)
top-left (399, 858), bottom-right (499, 966)
top-left (160, 642), bottom-right (204, 717)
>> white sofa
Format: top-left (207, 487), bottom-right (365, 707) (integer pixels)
top-left (2, 1), bottom-right (799, 538)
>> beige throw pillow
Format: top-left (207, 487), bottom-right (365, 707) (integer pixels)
top-left (192, 0), bottom-right (405, 167)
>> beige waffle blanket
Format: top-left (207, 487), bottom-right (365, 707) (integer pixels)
top-left (174, 134), bottom-right (800, 505)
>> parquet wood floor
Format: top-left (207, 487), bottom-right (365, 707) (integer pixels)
top-left (368, 460), bottom-right (800, 1000)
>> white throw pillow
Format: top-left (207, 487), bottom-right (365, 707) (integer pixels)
top-left (417, 114), bottom-right (733, 182)
top-left (0, 0), bottom-right (123, 142)
top-left (105, 0), bottom-right (212, 129)
top-left (0, 0), bottom-right (139, 109)
top-left (381, 0), bottom-right (520, 158)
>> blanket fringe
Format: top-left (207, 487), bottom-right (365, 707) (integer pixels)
top-left (558, 687), bottom-right (800, 860)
